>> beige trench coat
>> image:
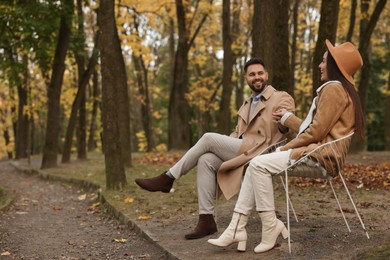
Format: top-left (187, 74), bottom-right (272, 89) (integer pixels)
top-left (281, 82), bottom-right (355, 177)
top-left (217, 86), bottom-right (295, 200)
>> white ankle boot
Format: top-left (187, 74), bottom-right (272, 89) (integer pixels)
top-left (207, 212), bottom-right (248, 252)
top-left (254, 211), bottom-right (289, 253)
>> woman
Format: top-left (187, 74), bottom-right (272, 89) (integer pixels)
top-left (207, 39), bottom-right (365, 253)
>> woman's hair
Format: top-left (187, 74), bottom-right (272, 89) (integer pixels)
top-left (326, 52), bottom-right (365, 139)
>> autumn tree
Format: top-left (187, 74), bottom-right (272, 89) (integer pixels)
top-left (217, 0), bottom-right (235, 135)
top-left (98, 0), bottom-right (128, 189)
top-left (41, 0), bottom-right (74, 169)
top-left (350, 0), bottom-right (387, 151)
top-left (87, 70), bottom-right (100, 152)
top-left (311, 0), bottom-right (339, 96)
top-left (62, 0), bottom-right (99, 163)
top-left (0, 1), bottom-right (60, 160)
top-left (358, 0), bottom-right (387, 115)
top-left (290, 0), bottom-right (300, 95)
top-left (168, 0), bottom-right (211, 150)
top-left (252, 0), bottom-right (291, 93)
top-left (385, 72), bottom-right (390, 150)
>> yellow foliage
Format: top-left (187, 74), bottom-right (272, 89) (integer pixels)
top-left (366, 112), bottom-right (377, 124)
top-left (136, 131), bottom-right (148, 152)
top-left (152, 111), bottom-right (162, 120)
top-left (154, 143), bottom-right (168, 152)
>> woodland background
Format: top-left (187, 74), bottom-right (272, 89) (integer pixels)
top-left (0, 0), bottom-right (389, 189)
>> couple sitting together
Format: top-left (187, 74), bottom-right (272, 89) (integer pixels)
top-left (135, 39), bottom-right (365, 254)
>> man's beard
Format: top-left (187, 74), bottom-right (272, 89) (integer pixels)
top-left (249, 80), bottom-right (267, 94)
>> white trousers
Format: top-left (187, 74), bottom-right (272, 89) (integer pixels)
top-left (234, 150), bottom-right (292, 214)
top-left (169, 133), bottom-right (242, 215)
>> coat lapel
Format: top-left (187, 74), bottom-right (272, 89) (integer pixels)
top-left (248, 86), bottom-right (275, 123)
top-left (237, 98), bottom-right (251, 125)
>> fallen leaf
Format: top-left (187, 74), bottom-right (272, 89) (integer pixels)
top-left (1, 251), bottom-right (11, 256)
top-left (88, 202), bottom-right (100, 211)
top-left (124, 197), bottom-right (134, 204)
top-left (15, 211), bottom-right (28, 215)
top-left (113, 238), bottom-right (127, 243)
top-left (78, 194), bottom-right (87, 201)
top-left (52, 205), bottom-right (63, 211)
top-left (138, 215), bottom-right (152, 220)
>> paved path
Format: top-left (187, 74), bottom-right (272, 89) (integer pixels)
top-left (0, 161), bottom-right (167, 259)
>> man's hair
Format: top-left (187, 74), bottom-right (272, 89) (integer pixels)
top-left (244, 58), bottom-right (266, 73)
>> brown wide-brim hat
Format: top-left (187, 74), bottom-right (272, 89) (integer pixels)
top-left (325, 39), bottom-right (363, 85)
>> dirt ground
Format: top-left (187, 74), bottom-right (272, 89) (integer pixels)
top-left (1, 151), bottom-right (389, 260)
top-left (0, 161), bottom-right (168, 259)
top-left (132, 151), bottom-right (390, 259)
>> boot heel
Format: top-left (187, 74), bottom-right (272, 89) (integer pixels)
top-left (237, 240), bottom-right (247, 252)
top-left (281, 226), bottom-right (289, 239)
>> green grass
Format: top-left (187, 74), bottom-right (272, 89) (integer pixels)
top-left (31, 152), bottom-right (202, 221)
top-left (0, 185), bottom-right (13, 211)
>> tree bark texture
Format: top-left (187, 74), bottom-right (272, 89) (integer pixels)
top-left (346, 0), bottom-right (357, 42)
top-left (168, 0), bottom-right (190, 150)
top-left (251, 0), bottom-right (290, 93)
top-left (133, 14), bottom-right (154, 152)
top-left (98, 0), bottom-right (128, 190)
top-left (312, 0), bottom-right (339, 97)
top-left (15, 57), bottom-right (30, 159)
top-left (61, 36), bottom-right (99, 163)
top-left (353, 0), bottom-right (387, 151)
top-left (41, 0), bottom-right (73, 169)
top-left (358, 0), bottom-right (387, 113)
top-left (87, 70), bottom-right (99, 152)
top-left (290, 0), bottom-right (300, 96)
top-left (384, 72), bottom-right (390, 150)
top-left (217, 0), bottom-right (234, 135)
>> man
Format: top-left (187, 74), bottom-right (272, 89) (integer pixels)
top-left (135, 58), bottom-right (295, 239)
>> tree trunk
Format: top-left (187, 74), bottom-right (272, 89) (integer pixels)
top-left (290, 0), bottom-right (300, 96)
top-left (235, 61), bottom-right (245, 111)
top-left (98, 0), bottom-right (128, 190)
top-left (61, 37), bottom-right (99, 163)
top-left (217, 0), bottom-right (234, 135)
top-left (353, 0), bottom-right (387, 151)
top-left (133, 54), bottom-right (154, 151)
top-left (384, 72), bottom-right (390, 150)
top-left (0, 96), bottom-right (13, 159)
top-left (41, 0), bottom-right (73, 169)
top-left (270, 0), bottom-right (290, 93)
top-left (251, 0), bottom-right (261, 58)
top-left (15, 83), bottom-right (29, 159)
top-left (168, 0), bottom-right (190, 150)
top-left (132, 14), bottom-right (154, 152)
top-left (358, 0), bottom-right (387, 112)
top-left (77, 88), bottom-right (87, 160)
top-left (87, 70), bottom-right (99, 152)
top-left (76, 0), bottom-right (87, 161)
top-left (168, 0), bottom-right (210, 150)
top-left (312, 0), bottom-right (339, 97)
top-left (346, 0), bottom-right (357, 42)
top-left (252, 0), bottom-right (290, 92)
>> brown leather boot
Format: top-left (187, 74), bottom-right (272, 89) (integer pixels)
top-left (135, 172), bottom-right (174, 193)
top-left (185, 214), bottom-right (217, 239)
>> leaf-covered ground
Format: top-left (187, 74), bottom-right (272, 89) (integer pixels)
top-left (4, 150), bottom-right (389, 259)
top-left (136, 152), bottom-right (390, 189)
